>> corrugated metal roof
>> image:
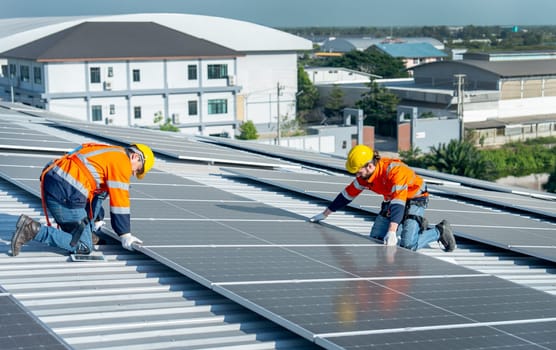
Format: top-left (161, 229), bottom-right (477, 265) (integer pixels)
top-left (1, 21), bottom-right (240, 61)
top-left (415, 59), bottom-right (556, 78)
top-left (374, 42), bottom-right (448, 58)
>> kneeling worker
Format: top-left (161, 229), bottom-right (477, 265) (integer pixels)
top-left (310, 144), bottom-right (456, 252)
top-left (11, 143), bottom-right (154, 256)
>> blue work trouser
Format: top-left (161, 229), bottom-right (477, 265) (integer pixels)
top-left (369, 202), bottom-right (440, 251)
top-left (34, 194), bottom-right (105, 254)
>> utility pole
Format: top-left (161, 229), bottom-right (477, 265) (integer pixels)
top-left (276, 82), bottom-right (284, 145)
top-left (454, 74), bottom-right (466, 141)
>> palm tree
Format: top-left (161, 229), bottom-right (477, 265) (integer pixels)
top-left (425, 139), bottom-right (492, 179)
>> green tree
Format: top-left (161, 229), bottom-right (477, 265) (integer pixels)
top-left (237, 120), bottom-right (258, 140)
top-left (297, 66), bottom-right (319, 112)
top-left (323, 85), bottom-right (346, 119)
top-left (544, 166), bottom-right (556, 193)
top-left (321, 49), bottom-right (408, 78)
top-left (355, 79), bottom-right (400, 136)
top-left (424, 139), bottom-right (491, 179)
top-left (296, 65), bottom-right (320, 125)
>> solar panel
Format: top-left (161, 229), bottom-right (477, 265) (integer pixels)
top-left (221, 167), bottom-right (556, 263)
top-left (0, 120), bottom-right (76, 152)
top-left (0, 295), bottom-right (70, 350)
top-left (430, 184), bottom-right (556, 220)
top-left (47, 119), bottom-right (300, 169)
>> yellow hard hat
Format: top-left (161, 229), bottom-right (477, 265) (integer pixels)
top-left (345, 144), bottom-right (374, 174)
top-left (132, 143), bottom-right (154, 180)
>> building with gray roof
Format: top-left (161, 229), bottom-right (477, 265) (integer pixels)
top-left (0, 14), bottom-right (312, 137)
top-left (390, 58), bottom-right (556, 148)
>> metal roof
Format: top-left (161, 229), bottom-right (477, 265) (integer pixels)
top-left (415, 59), bottom-right (556, 78)
top-left (0, 14), bottom-right (312, 53)
top-left (320, 37), bottom-right (445, 53)
top-left (374, 42), bottom-right (448, 58)
top-left (1, 21), bottom-right (241, 61)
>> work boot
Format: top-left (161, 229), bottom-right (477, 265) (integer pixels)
top-left (11, 214), bottom-right (41, 256)
top-left (436, 219), bottom-right (456, 252)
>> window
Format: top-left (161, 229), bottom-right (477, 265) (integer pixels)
top-left (20, 66), bottom-right (30, 82)
top-left (91, 105), bottom-right (102, 122)
top-left (107, 67), bottom-right (113, 77)
top-left (132, 69), bottom-right (141, 82)
top-left (207, 64), bottom-right (228, 79)
top-left (188, 100), bottom-right (198, 116)
top-left (9, 64), bottom-right (16, 78)
top-left (207, 99), bottom-right (227, 114)
top-left (134, 106), bottom-right (142, 119)
top-left (90, 67), bottom-right (101, 83)
top-left (188, 65), bottom-right (197, 80)
top-left (33, 67), bottom-right (42, 84)
top-left (1, 65), bottom-right (7, 77)
top-left (109, 104), bottom-right (115, 115)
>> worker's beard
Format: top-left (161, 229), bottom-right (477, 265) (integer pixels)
top-left (359, 173), bottom-right (371, 180)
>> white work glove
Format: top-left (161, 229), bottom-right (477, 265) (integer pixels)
top-left (309, 212), bottom-right (328, 223)
top-left (120, 233), bottom-right (143, 251)
top-left (383, 231), bottom-right (398, 246)
top-left (93, 220), bottom-right (106, 232)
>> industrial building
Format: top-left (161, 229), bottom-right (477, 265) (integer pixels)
top-left (0, 14), bottom-right (311, 137)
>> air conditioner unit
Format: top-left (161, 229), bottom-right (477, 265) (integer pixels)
top-left (103, 81), bottom-right (112, 91)
top-left (227, 75), bottom-right (235, 86)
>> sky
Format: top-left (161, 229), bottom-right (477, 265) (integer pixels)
top-left (2, 0), bottom-right (556, 28)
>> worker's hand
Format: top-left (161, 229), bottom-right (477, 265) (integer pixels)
top-left (120, 233), bottom-right (143, 251)
top-left (93, 220), bottom-right (106, 232)
top-left (309, 212), bottom-right (328, 223)
top-left (383, 231), bottom-right (398, 246)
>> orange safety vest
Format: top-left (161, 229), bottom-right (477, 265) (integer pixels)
top-left (342, 157), bottom-right (427, 207)
top-left (40, 143), bottom-right (133, 234)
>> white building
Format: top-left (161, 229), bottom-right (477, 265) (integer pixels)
top-left (0, 14), bottom-right (312, 137)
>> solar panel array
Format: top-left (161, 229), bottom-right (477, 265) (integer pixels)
top-left (199, 135), bottom-right (556, 216)
top-left (2, 113), bottom-right (556, 349)
top-left (47, 119), bottom-right (299, 169)
top-left (0, 119), bottom-right (76, 153)
top-left (221, 167), bottom-right (556, 263)
top-left (2, 150), bottom-right (556, 349)
top-left (0, 293), bottom-right (71, 350)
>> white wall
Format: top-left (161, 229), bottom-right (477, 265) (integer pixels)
top-left (167, 93), bottom-right (199, 124)
top-left (237, 53), bottom-right (298, 127)
top-left (498, 96), bottom-right (556, 119)
top-left (49, 98), bottom-right (88, 121)
top-left (129, 95), bottom-right (165, 127)
top-left (47, 62), bottom-right (87, 93)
